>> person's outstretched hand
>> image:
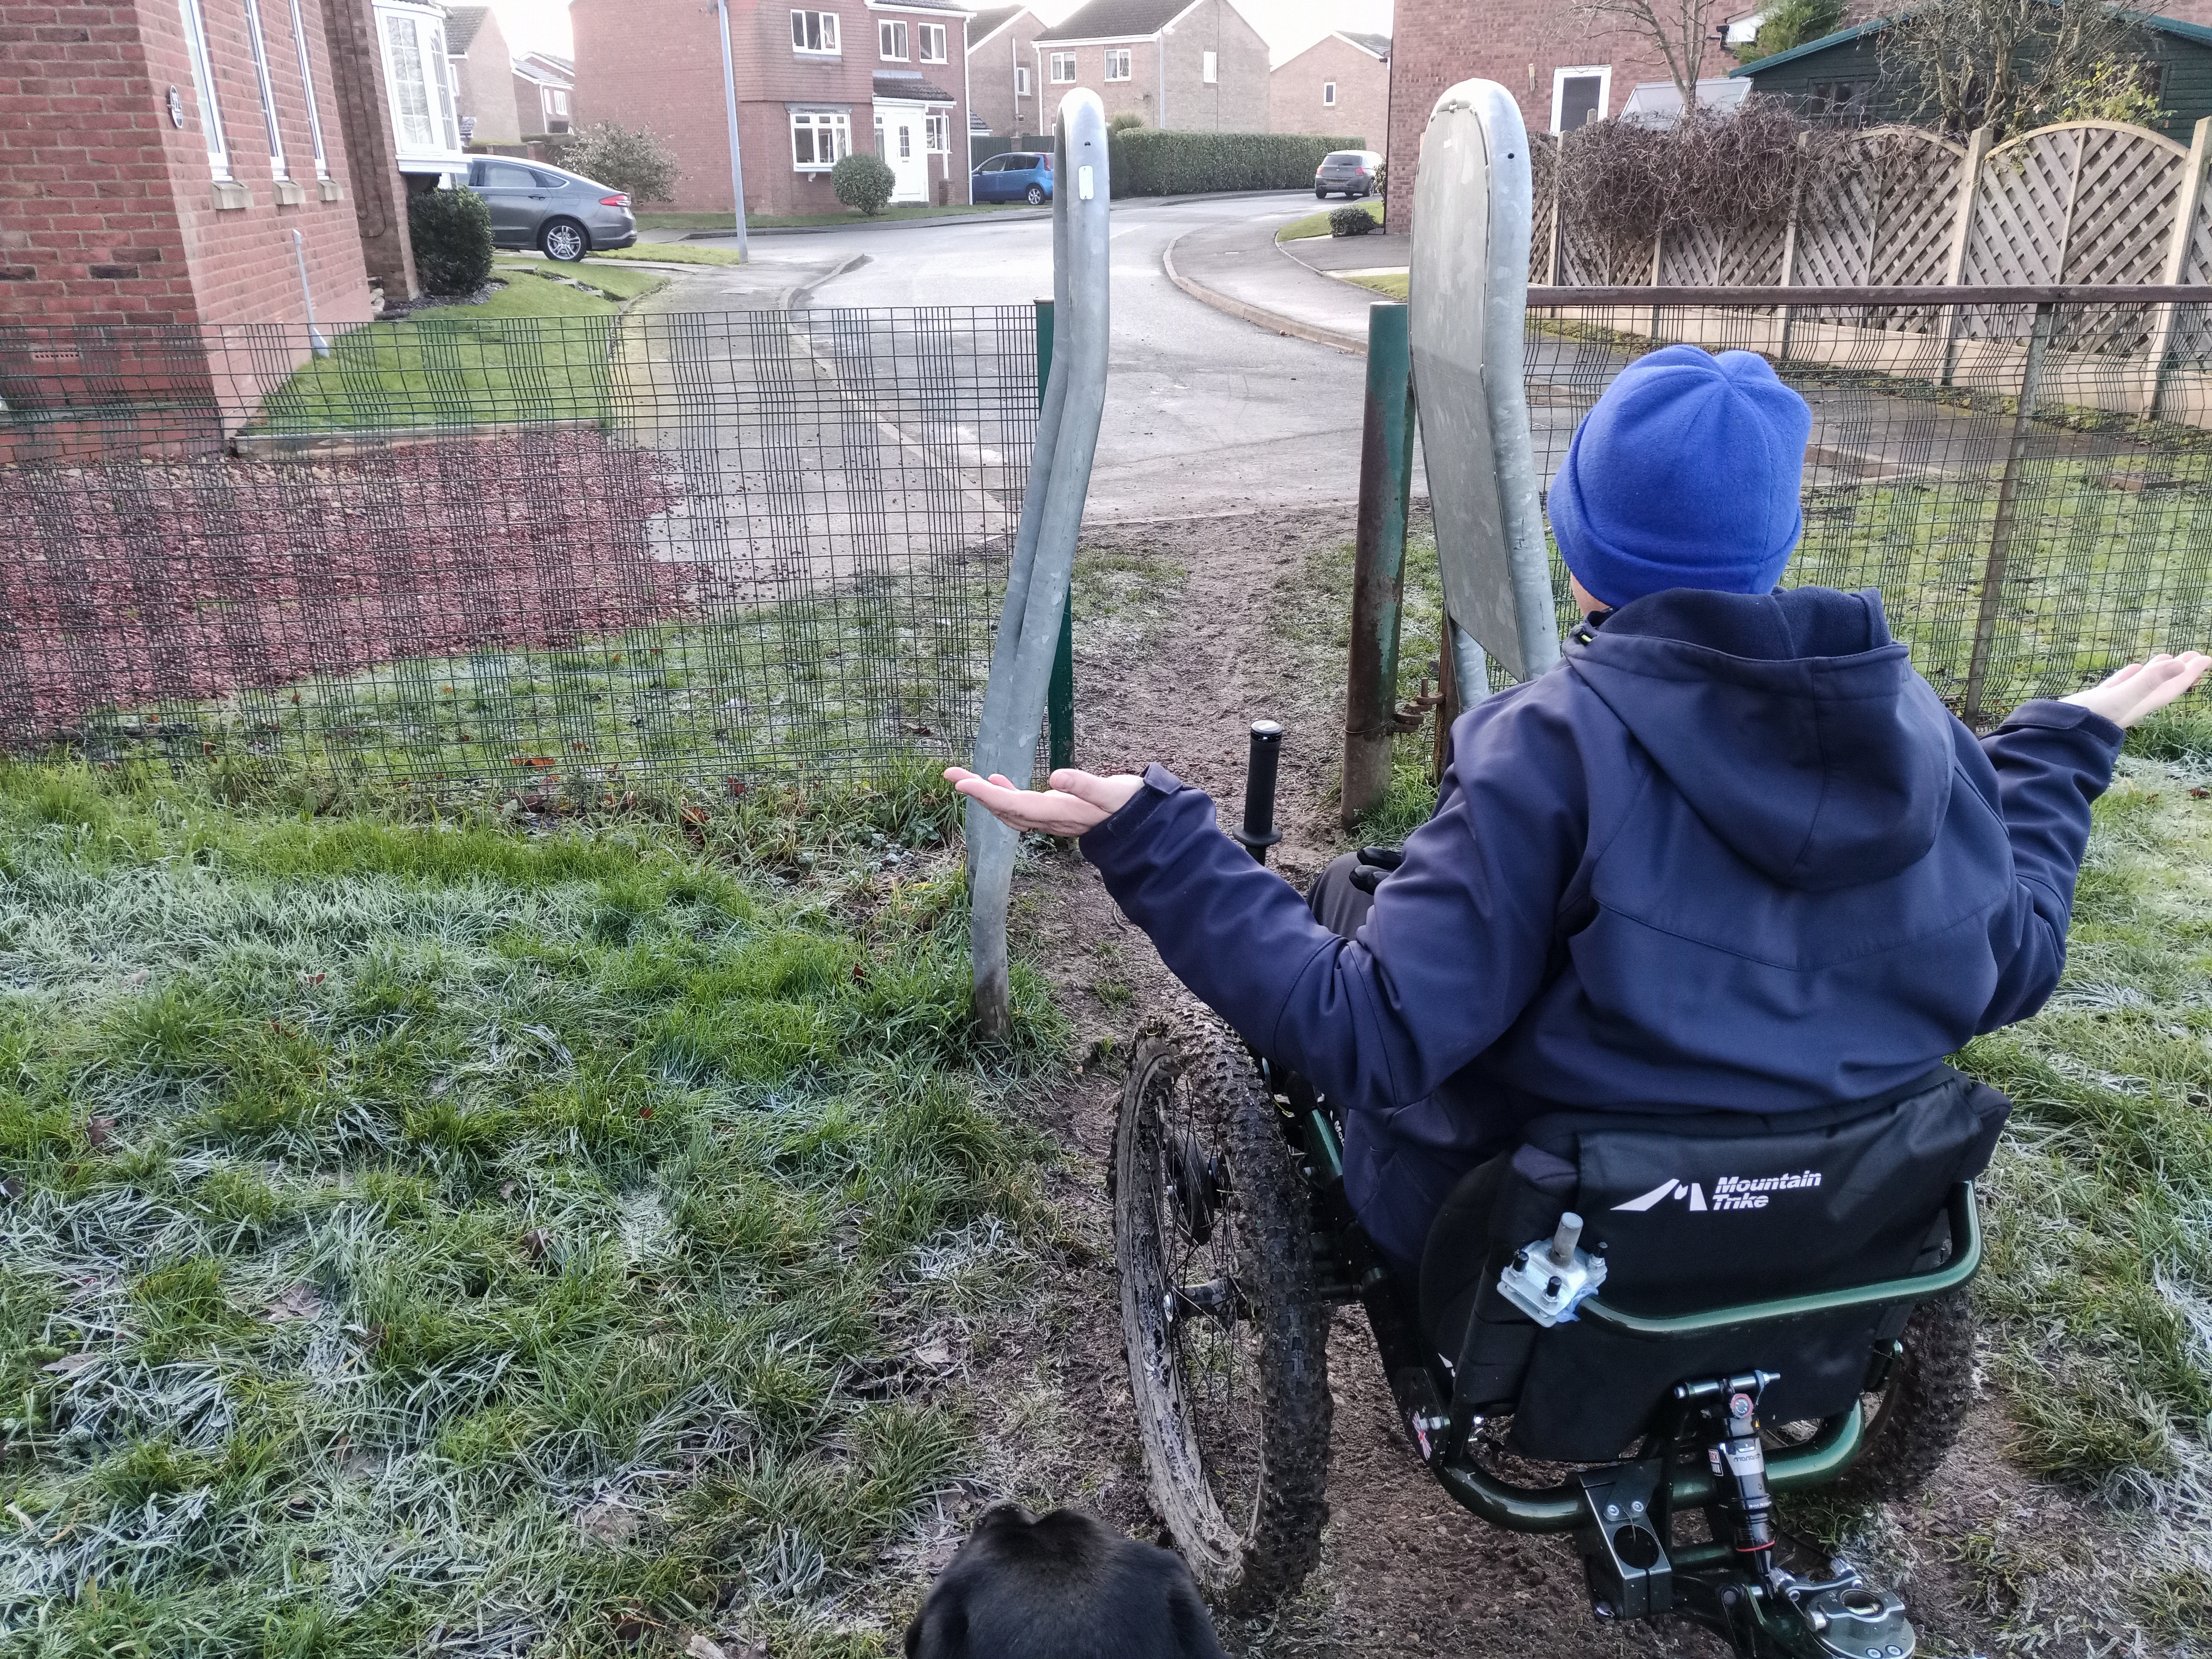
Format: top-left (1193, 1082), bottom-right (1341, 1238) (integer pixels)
top-left (2061, 652), bottom-right (2212, 729)
top-left (945, 766), bottom-right (1145, 837)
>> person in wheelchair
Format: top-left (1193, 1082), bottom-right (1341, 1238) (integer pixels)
top-left (953, 345), bottom-right (2207, 1286)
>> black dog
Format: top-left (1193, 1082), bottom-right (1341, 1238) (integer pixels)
top-left (904, 1503), bottom-right (1226, 1659)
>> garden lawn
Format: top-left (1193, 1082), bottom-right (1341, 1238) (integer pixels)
top-left (0, 763), bottom-right (1061, 1657)
top-left (1275, 198), bottom-right (1384, 242)
top-left (255, 271), bottom-right (664, 434)
top-left (1343, 271), bottom-right (1407, 300)
top-left (593, 245), bottom-right (750, 267)
top-left (637, 206), bottom-right (1036, 233)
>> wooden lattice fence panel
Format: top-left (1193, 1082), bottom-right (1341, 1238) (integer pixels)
top-left (2060, 123), bottom-right (2186, 354)
top-left (1530, 132), bottom-right (1558, 283)
top-left (1794, 127), bottom-right (1965, 292)
top-left (1961, 125), bottom-right (2078, 288)
top-left (1659, 218), bottom-right (1784, 287)
top-left (1560, 218), bottom-right (1655, 286)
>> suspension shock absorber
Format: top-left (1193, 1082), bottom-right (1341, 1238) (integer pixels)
top-left (1709, 1371), bottom-right (1784, 1591)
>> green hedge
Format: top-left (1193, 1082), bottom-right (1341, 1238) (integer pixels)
top-left (1107, 130), bottom-right (1366, 198)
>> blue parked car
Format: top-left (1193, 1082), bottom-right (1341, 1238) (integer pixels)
top-left (972, 151), bottom-right (1054, 205)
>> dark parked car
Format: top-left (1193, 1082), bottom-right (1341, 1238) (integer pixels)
top-left (1313, 149), bottom-right (1382, 199)
top-left (972, 151), bottom-right (1054, 205)
top-left (465, 157), bottom-right (638, 262)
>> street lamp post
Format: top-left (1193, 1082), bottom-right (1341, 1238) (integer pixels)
top-left (714, 0), bottom-right (750, 259)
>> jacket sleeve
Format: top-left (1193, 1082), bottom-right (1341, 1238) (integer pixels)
top-left (1974, 698), bottom-right (2125, 1030)
top-left (1078, 689), bottom-right (1594, 1116)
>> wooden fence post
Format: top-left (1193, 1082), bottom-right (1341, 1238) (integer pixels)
top-left (1341, 303), bottom-right (1416, 827)
top-left (2140, 115), bottom-right (2212, 418)
top-left (1777, 129), bottom-right (1808, 361)
top-left (1940, 127), bottom-right (1995, 387)
top-left (1546, 159), bottom-right (1563, 286)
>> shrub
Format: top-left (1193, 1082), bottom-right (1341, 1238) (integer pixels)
top-left (1107, 131), bottom-right (1365, 198)
top-left (1107, 111), bottom-right (1144, 132)
top-left (1329, 204), bottom-right (1377, 237)
top-left (406, 185), bottom-right (494, 296)
top-left (556, 121), bottom-right (680, 204)
top-left (832, 152), bottom-right (898, 216)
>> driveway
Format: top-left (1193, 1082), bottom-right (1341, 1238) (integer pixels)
top-left (645, 194), bottom-right (1389, 522)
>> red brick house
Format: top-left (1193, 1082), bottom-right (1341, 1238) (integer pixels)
top-left (573, 0), bottom-right (974, 219)
top-left (1269, 29), bottom-right (1388, 154)
top-left (443, 2), bottom-right (517, 143)
top-left (511, 45), bottom-right (570, 136)
top-left (0, 0), bottom-right (388, 332)
top-left (1382, 3), bottom-right (1731, 230)
top-left (966, 3), bottom-right (1043, 140)
top-left (1031, 0), bottom-right (1266, 133)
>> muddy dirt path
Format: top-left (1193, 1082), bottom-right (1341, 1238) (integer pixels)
top-left (985, 505), bottom-right (2133, 1658)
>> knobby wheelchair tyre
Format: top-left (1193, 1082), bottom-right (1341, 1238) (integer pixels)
top-left (1836, 1289), bottom-right (1976, 1504)
top-left (1113, 1000), bottom-right (1332, 1610)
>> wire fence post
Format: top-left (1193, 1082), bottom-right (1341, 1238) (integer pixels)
top-left (967, 91), bottom-right (1111, 1042)
top-left (1962, 300), bottom-right (2055, 725)
top-left (1039, 296), bottom-right (1076, 772)
top-left (1341, 300), bottom-right (1414, 828)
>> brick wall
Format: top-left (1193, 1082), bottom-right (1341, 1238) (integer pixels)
top-left (1269, 32), bottom-right (1387, 153)
top-left (0, 0), bottom-right (374, 332)
top-left (575, 0), bottom-right (968, 219)
top-left (1160, 0), bottom-right (1265, 132)
top-left (1385, 2), bottom-right (1725, 231)
top-left (1033, 36), bottom-right (1158, 127)
top-left (968, 7), bottom-right (1042, 139)
top-left (452, 7), bottom-right (518, 143)
top-left (321, 0), bottom-right (415, 295)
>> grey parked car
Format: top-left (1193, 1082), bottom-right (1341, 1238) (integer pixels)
top-left (1313, 149), bottom-right (1382, 199)
top-left (465, 157), bottom-right (638, 262)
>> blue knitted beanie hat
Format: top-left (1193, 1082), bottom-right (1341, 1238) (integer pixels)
top-left (1546, 344), bottom-right (1813, 608)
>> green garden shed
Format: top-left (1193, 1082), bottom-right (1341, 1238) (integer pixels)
top-left (1726, 7), bottom-right (2212, 141)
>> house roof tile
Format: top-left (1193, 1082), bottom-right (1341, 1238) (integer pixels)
top-left (1035, 0), bottom-right (1191, 44)
top-left (1335, 29), bottom-right (1390, 58)
top-left (968, 4), bottom-right (1024, 45)
top-left (873, 70), bottom-right (960, 100)
top-left (445, 5), bottom-right (491, 53)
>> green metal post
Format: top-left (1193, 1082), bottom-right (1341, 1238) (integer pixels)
top-left (1341, 302), bottom-right (1416, 828)
top-left (1039, 297), bottom-right (1076, 772)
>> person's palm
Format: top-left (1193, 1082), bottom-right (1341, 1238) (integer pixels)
top-left (2063, 653), bottom-right (2212, 729)
top-left (945, 767), bottom-right (1145, 836)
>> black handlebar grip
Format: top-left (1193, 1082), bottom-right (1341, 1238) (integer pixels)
top-left (1232, 719), bottom-right (1284, 864)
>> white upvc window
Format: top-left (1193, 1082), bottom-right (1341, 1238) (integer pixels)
top-left (546, 85), bottom-right (569, 120)
top-left (382, 8), bottom-right (461, 154)
top-left (1104, 47), bottom-right (1130, 81)
top-left (1050, 50), bottom-right (1074, 83)
top-left (1015, 64), bottom-right (1029, 94)
top-left (286, 0), bottom-right (330, 177)
top-left (926, 111), bottom-right (948, 152)
top-left (176, 0), bottom-right (229, 177)
top-left (879, 19), bottom-right (906, 58)
top-left (240, 0), bottom-right (288, 177)
top-left (1551, 64), bottom-right (1611, 132)
top-left (1202, 49), bottom-right (1217, 83)
top-left (1322, 79), bottom-right (1336, 106)
top-left (918, 22), bottom-right (945, 61)
top-left (791, 109), bottom-right (851, 168)
top-left (791, 10), bottom-right (839, 54)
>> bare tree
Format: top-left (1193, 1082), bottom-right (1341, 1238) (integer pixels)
top-left (1578, 0), bottom-right (1728, 118)
top-left (1878, 0), bottom-right (2152, 139)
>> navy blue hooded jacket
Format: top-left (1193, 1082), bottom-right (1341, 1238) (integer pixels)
top-left (1080, 586), bottom-right (2124, 1265)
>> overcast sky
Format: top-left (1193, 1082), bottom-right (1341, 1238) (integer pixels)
top-left (485, 0), bottom-right (1393, 67)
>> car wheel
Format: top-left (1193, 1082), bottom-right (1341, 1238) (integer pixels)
top-left (1315, 188), bottom-right (1328, 199)
top-left (1025, 184), bottom-right (1046, 206)
top-left (540, 219), bottom-right (589, 262)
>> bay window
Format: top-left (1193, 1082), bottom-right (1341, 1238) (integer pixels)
top-left (792, 110), bottom-right (851, 169)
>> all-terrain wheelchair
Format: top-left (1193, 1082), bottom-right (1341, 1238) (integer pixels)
top-left (1112, 993), bottom-right (2003, 1659)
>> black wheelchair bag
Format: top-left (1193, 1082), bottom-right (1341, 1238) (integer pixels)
top-left (1418, 1066), bottom-right (2009, 1462)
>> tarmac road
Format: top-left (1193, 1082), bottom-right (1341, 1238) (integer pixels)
top-left (644, 194), bottom-right (1393, 523)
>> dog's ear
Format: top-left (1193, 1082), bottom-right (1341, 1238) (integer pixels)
top-left (970, 1500), bottom-right (1035, 1536)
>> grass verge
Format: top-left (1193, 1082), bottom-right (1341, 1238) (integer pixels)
top-left (258, 272), bottom-right (660, 433)
top-left (0, 758), bottom-right (1063, 1656)
top-left (1275, 199), bottom-right (1384, 242)
top-left (1343, 270), bottom-right (1408, 299)
top-left (593, 245), bottom-right (750, 267)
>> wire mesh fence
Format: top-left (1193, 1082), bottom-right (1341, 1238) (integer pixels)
top-left (1517, 293), bottom-right (2212, 720)
top-left (0, 307), bottom-right (1037, 793)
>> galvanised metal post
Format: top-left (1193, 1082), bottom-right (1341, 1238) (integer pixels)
top-left (968, 90), bottom-right (1111, 1041)
top-left (1340, 301), bottom-right (1414, 828)
top-left (1038, 297), bottom-right (1076, 772)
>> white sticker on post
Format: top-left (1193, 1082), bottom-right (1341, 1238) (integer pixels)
top-left (1079, 165), bottom-right (1094, 201)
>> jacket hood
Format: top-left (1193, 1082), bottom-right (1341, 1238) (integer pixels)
top-left (1565, 587), bottom-right (1956, 891)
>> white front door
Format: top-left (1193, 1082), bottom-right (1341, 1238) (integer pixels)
top-left (875, 100), bottom-right (929, 203)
